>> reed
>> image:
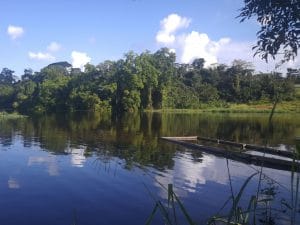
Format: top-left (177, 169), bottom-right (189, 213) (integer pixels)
top-left (145, 183), bottom-right (196, 225)
top-left (145, 113), bottom-right (300, 224)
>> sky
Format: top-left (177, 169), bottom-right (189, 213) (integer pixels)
top-left (1, 0), bottom-right (299, 77)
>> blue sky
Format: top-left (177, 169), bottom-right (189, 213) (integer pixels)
top-left (1, 0), bottom-right (298, 76)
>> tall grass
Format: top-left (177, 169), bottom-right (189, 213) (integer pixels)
top-left (145, 183), bottom-right (196, 225)
top-left (207, 172), bottom-right (258, 225)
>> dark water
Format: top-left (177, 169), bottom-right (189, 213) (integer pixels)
top-left (0, 112), bottom-right (299, 225)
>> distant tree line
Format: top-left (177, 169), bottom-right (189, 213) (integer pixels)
top-left (0, 48), bottom-right (298, 113)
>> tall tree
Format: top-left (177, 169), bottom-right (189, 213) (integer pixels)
top-left (152, 48), bottom-right (176, 108)
top-left (136, 52), bottom-right (158, 109)
top-left (114, 52), bottom-right (144, 112)
top-left (0, 68), bottom-right (16, 84)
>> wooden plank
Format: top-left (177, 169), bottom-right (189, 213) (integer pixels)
top-left (197, 137), bottom-right (294, 158)
top-left (161, 136), bottom-right (198, 141)
top-left (160, 137), bottom-right (300, 172)
top-left (199, 137), bottom-right (245, 148)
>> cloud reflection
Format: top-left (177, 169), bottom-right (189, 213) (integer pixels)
top-left (65, 146), bottom-right (87, 168)
top-left (28, 155), bottom-right (59, 176)
top-left (8, 177), bottom-right (20, 189)
top-left (154, 152), bottom-right (229, 198)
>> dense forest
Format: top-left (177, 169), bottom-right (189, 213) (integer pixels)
top-left (0, 48), bottom-right (299, 114)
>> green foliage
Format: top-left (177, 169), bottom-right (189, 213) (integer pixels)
top-left (0, 84), bottom-right (14, 109)
top-left (69, 90), bottom-right (102, 111)
top-left (136, 51), bottom-right (159, 109)
top-left (0, 49), bottom-right (297, 114)
top-left (239, 0), bottom-right (300, 63)
top-left (39, 74), bottom-right (70, 111)
top-left (198, 83), bottom-right (219, 102)
top-left (162, 81), bottom-right (200, 109)
top-left (0, 68), bottom-right (16, 84)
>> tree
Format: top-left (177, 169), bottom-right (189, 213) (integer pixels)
top-left (0, 68), bottom-right (16, 84)
top-left (152, 48), bottom-right (176, 108)
top-left (192, 58), bottom-right (205, 70)
top-left (0, 68), bottom-right (16, 110)
top-left (287, 68), bottom-right (300, 84)
top-left (13, 79), bottom-right (37, 112)
top-left (239, 0), bottom-right (300, 62)
top-left (136, 52), bottom-right (158, 109)
top-left (22, 68), bottom-right (34, 81)
top-left (0, 49), bottom-right (297, 113)
top-left (113, 52), bottom-right (144, 112)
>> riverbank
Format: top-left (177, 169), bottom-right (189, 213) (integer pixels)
top-left (0, 112), bottom-right (26, 120)
top-left (1, 100), bottom-right (299, 116)
top-left (144, 100), bottom-right (300, 113)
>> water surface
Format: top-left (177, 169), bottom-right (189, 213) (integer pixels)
top-left (0, 112), bottom-right (299, 225)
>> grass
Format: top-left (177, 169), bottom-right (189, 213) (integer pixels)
top-left (144, 100), bottom-right (300, 114)
top-left (0, 111), bottom-right (26, 120)
top-left (145, 171), bottom-right (272, 225)
top-left (145, 183), bottom-right (196, 225)
top-left (207, 171), bottom-right (259, 225)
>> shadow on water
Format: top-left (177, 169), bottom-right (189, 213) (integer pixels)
top-left (1, 112), bottom-right (299, 153)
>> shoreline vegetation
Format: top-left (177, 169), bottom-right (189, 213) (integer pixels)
top-left (0, 112), bottom-right (26, 119)
top-left (0, 48), bottom-right (299, 115)
top-left (144, 100), bottom-right (300, 113)
top-left (1, 99), bottom-right (299, 116)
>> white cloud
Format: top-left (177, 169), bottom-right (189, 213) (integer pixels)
top-left (28, 42), bottom-right (60, 62)
top-left (28, 51), bottom-right (55, 61)
top-left (71, 51), bottom-right (91, 70)
top-left (180, 31), bottom-right (230, 67)
top-left (155, 14), bottom-right (231, 67)
top-left (216, 41), bottom-right (300, 73)
top-left (155, 14), bottom-right (300, 73)
top-left (7, 25), bottom-right (24, 40)
top-left (169, 48), bottom-right (176, 54)
top-left (156, 14), bottom-right (191, 44)
top-left (217, 41), bottom-right (255, 65)
top-left (285, 56), bottom-right (300, 69)
top-left (47, 42), bottom-right (61, 52)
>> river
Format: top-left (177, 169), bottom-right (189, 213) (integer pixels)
top-left (0, 112), bottom-right (299, 225)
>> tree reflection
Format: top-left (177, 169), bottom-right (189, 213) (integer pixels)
top-left (0, 112), bottom-right (299, 170)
